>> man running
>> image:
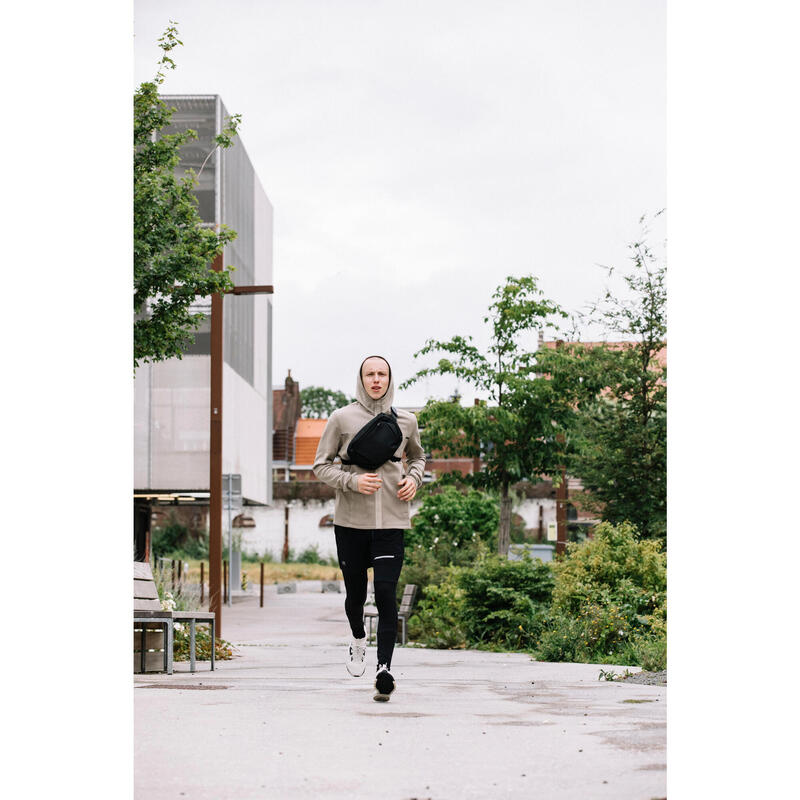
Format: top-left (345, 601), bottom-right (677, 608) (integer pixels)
top-left (313, 355), bottom-right (426, 701)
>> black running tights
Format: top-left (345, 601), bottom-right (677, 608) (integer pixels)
top-left (334, 526), bottom-right (404, 670)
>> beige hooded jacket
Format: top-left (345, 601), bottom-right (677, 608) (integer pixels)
top-left (312, 358), bottom-right (426, 530)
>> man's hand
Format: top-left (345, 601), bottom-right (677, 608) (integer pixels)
top-left (397, 476), bottom-right (417, 502)
top-left (357, 473), bottom-right (382, 495)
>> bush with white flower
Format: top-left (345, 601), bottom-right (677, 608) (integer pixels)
top-left (400, 487), bottom-right (500, 600)
top-left (406, 486), bottom-right (498, 553)
top-left (152, 564), bottom-right (234, 662)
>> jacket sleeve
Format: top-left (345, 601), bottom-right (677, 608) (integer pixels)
top-left (404, 414), bottom-right (427, 488)
top-left (313, 412), bottom-right (360, 492)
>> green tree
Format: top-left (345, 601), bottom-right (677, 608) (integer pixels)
top-left (401, 276), bottom-right (583, 555)
top-left (563, 217), bottom-right (667, 539)
top-left (134, 22), bottom-right (242, 369)
top-left (299, 386), bottom-right (353, 418)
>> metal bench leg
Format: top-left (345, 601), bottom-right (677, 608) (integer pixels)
top-left (189, 619), bottom-right (196, 673)
top-left (210, 618), bottom-right (215, 671)
top-left (166, 621), bottom-right (174, 675)
top-left (140, 625), bottom-right (146, 674)
top-left (401, 617), bottom-right (406, 646)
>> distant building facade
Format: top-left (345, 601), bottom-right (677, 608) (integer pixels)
top-left (134, 95), bottom-right (274, 527)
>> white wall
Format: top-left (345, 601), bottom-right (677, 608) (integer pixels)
top-left (515, 498), bottom-right (558, 533)
top-left (234, 496), bottom-right (557, 560)
top-left (135, 356), bottom-right (211, 490)
top-left (222, 362), bottom-right (269, 504)
top-left (237, 498), bottom-right (423, 561)
top-left (134, 356), bottom-right (270, 504)
top-left (133, 362), bottom-right (151, 489)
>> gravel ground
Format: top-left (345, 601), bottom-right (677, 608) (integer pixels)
top-left (619, 669), bottom-right (667, 685)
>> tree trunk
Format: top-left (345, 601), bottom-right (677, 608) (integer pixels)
top-left (498, 481), bottom-right (512, 556)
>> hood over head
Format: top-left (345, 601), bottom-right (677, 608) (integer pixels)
top-left (356, 355), bottom-right (395, 415)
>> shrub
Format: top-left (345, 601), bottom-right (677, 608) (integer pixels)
top-left (551, 520), bottom-right (665, 621)
top-left (151, 516), bottom-right (209, 560)
top-left (297, 544), bottom-right (323, 564)
top-left (407, 486), bottom-right (499, 554)
top-left (404, 520), bottom-right (667, 668)
top-left (534, 609), bottom-right (583, 662)
top-left (173, 624), bottom-right (234, 662)
top-left (626, 615), bottom-right (667, 671)
top-left (629, 633), bottom-right (667, 672)
top-left (399, 536), bottom-right (490, 600)
top-left (408, 555), bottom-right (554, 651)
top-left (534, 520), bottom-right (666, 666)
top-left (407, 571), bottom-right (468, 649)
top-left (457, 555), bottom-right (554, 650)
top-left (536, 602), bottom-right (633, 664)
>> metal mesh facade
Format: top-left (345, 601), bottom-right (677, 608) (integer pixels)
top-left (159, 95), bottom-right (266, 388)
top-left (160, 96), bottom-right (217, 223)
top-left (220, 97), bottom-right (255, 386)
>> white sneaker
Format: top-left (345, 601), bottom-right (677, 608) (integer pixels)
top-left (346, 637), bottom-right (367, 677)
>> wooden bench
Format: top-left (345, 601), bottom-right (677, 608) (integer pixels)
top-left (133, 561), bottom-right (216, 674)
top-left (363, 584), bottom-right (418, 647)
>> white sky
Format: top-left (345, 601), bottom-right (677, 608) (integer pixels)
top-left (133, 0), bottom-right (665, 406)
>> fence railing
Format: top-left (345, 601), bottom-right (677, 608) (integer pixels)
top-left (155, 558), bottom-right (267, 608)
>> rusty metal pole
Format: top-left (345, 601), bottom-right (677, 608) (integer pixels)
top-left (260, 562), bottom-right (264, 608)
top-left (283, 505), bottom-right (290, 562)
top-left (472, 398), bottom-right (481, 475)
top-left (200, 561), bottom-right (205, 606)
top-left (205, 260), bottom-right (273, 636)
top-left (555, 433), bottom-right (567, 556)
top-left (556, 467), bottom-right (567, 556)
top-left (209, 253), bottom-right (224, 636)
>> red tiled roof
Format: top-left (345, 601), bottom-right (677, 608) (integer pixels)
top-left (295, 418), bottom-right (328, 438)
top-left (294, 418), bottom-right (327, 466)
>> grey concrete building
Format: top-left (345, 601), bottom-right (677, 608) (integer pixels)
top-left (134, 95), bottom-right (274, 516)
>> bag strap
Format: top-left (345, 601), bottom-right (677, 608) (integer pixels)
top-left (341, 456), bottom-right (400, 465)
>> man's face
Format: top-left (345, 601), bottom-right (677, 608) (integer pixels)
top-left (361, 357), bottom-right (390, 400)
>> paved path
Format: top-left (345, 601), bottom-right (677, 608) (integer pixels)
top-left (134, 588), bottom-right (666, 800)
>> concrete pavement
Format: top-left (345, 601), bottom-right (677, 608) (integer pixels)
top-left (134, 586), bottom-right (666, 800)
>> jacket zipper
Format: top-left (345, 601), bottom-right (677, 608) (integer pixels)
top-left (375, 466), bottom-right (382, 527)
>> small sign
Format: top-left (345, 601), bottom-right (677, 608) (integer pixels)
top-left (546, 521), bottom-right (557, 542)
top-left (223, 473), bottom-right (242, 511)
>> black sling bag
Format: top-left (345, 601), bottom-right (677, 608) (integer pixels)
top-left (342, 407), bottom-right (403, 471)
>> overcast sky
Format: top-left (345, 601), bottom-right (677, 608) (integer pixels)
top-left (134, 0), bottom-right (665, 407)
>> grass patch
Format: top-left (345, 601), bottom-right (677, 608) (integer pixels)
top-left (173, 560), bottom-right (343, 586)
